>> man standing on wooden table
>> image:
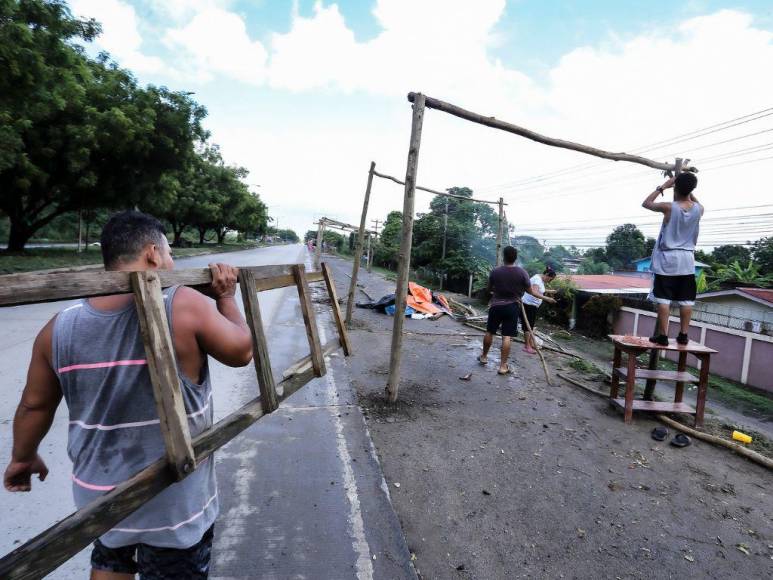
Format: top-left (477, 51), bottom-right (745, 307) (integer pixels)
top-left (642, 172), bottom-right (703, 345)
top-left (4, 211), bottom-right (253, 579)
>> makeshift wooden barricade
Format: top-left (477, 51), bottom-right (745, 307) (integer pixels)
top-left (0, 262), bottom-right (351, 580)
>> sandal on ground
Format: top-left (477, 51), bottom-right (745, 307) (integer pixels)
top-left (670, 433), bottom-right (692, 448)
top-left (651, 426), bottom-right (669, 442)
top-left (477, 355), bottom-right (488, 365)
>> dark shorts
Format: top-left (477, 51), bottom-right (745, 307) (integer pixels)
top-left (487, 302), bottom-right (520, 337)
top-left (91, 525), bottom-right (214, 579)
top-left (522, 304), bottom-right (538, 331)
top-left (651, 274), bottom-right (697, 305)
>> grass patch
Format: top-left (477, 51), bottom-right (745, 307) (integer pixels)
top-left (0, 242), bottom-right (263, 275)
top-left (569, 358), bottom-right (602, 375)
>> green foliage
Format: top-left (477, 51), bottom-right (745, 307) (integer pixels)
top-left (695, 270), bottom-right (709, 294)
top-left (0, 0), bottom-right (210, 250)
top-left (712, 244), bottom-right (751, 266)
top-left (584, 247), bottom-right (607, 263)
top-left (541, 277), bottom-right (577, 326)
top-left (513, 236), bottom-right (544, 262)
top-left (605, 224), bottom-right (645, 270)
top-left (373, 210), bottom-right (402, 270)
top-left (580, 295), bottom-right (622, 338)
top-left (271, 229), bottom-right (299, 243)
top-left (709, 260), bottom-right (773, 290)
top-left (752, 236), bottom-right (773, 275)
top-left (644, 237), bottom-right (656, 255)
top-left (523, 258), bottom-right (546, 276)
top-left (578, 258), bottom-right (610, 274)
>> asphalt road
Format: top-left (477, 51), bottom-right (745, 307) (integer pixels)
top-left (0, 244), bottom-right (413, 579)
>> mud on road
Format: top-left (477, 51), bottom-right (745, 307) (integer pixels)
top-left (325, 257), bottom-right (773, 580)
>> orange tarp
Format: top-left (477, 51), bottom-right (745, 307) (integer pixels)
top-left (407, 282), bottom-right (441, 315)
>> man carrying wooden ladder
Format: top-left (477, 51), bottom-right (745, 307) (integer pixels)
top-left (3, 211), bottom-right (254, 579)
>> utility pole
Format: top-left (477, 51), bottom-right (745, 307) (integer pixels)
top-left (77, 209), bottom-right (83, 253)
top-left (441, 198), bottom-right (448, 289)
top-left (345, 162), bottom-right (376, 327)
top-left (315, 219), bottom-right (325, 269)
top-left (495, 196), bottom-right (504, 266)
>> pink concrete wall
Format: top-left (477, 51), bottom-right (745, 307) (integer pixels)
top-left (747, 340), bottom-right (773, 393)
top-left (703, 329), bottom-right (746, 383)
top-left (613, 311), bottom-right (635, 335)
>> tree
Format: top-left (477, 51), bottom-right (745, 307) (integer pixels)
top-left (712, 244), bottom-right (751, 266)
top-left (605, 224), bottom-right (645, 270)
top-left (578, 258), bottom-right (610, 275)
top-left (0, 1), bottom-right (206, 250)
top-left (584, 247), bottom-right (607, 263)
top-left (644, 237), bottom-right (656, 256)
top-left (709, 260), bottom-right (773, 290)
top-left (513, 236), bottom-right (544, 263)
top-left (373, 211), bottom-right (403, 270)
top-left (694, 249), bottom-right (714, 266)
top-left (752, 236), bottom-right (773, 275)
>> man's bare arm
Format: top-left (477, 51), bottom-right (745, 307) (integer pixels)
top-left (642, 176), bottom-right (675, 214)
top-left (4, 318), bottom-right (62, 492)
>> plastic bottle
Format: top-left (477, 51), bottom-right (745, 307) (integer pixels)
top-left (732, 430), bottom-right (752, 444)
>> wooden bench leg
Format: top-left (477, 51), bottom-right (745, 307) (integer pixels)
top-left (610, 346), bottom-right (621, 399)
top-left (624, 351), bottom-right (637, 424)
top-left (292, 264), bottom-right (326, 377)
top-left (695, 354), bottom-right (710, 428)
top-left (643, 348), bottom-right (660, 401)
top-left (674, 351), bottom-right (687, 403)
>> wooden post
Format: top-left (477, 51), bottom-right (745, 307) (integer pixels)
top-left (468, 273), bottom-right (473, 298)
top-left (77, 209), bottom-right (83, 253)
top-left (322, 262), bottom-right (352, 356)
top-left (624, 351), bottom-right (637, 424)
top-left (495, 197), bottom-right (504, 266)
top-left (239, 270), bottom-right (278, 413)
top-left (315, 220), bottom-right (325, 269)
top-left (131, 272), bottom-right (195, 481)
top-left (345, 162), bottom-right (375, 327)
top-left (644, 158), bottom-right (682, 401)
top-left (365, 234), bottom-right (372, 273)
top-left (292, 264), bottom-right (326, 377)
top-left (386, 93), bottom-right (425, 403)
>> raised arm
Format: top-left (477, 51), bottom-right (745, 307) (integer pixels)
top-left (526, 284), bottom-right (556, 304)
top-left (642, 176), bottom-right (676, 214)
top-left (5, 318), bottom-right (62, 492)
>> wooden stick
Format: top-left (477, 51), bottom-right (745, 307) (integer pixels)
top-left (386, 93), bottom-right (425, 403)
top-left (239, 270), bottom-right (278, 413)
top-left (0, 264), bottom-right (310, 307)
top-left (322, 262), bottom-right (352, 356)
top-left (346, 162), bottom-right (375, 327)
top-left (292, 264), bottom-right (326, 377)
top-left (0, 360), bottom-right (320, 580)
top-left (315, 221), bottom-right (324, 269)
top-left (131, 272), bottom-right (195, 480)
top-left (518, 300), bottom-right (551, 385)
top-left (371, 169), bottom-right (505, 205)
top-left (408, 93), bottom-right (698, 173)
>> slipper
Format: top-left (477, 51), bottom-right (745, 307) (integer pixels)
top-left (651, 427), bottom-right (668, 442)
top-left (670, 433), bottom-right (692, 448)
top-left (477, 355), bottom-right (488, 365)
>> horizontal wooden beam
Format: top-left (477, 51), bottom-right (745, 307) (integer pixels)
top-left (408, 92), bottom-right (697, 173)
top-left (372, 169), bottom-right (506, 205)
top-left (0, 357), bottom-right (321, 580)
top-left (0, 265), bottom-right (325, 307)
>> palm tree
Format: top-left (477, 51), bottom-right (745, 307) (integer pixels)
top-left (708, 260), bottom-right (773, 290)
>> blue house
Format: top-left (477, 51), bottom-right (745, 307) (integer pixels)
top-left (631, 256), bottom-right (710, 276)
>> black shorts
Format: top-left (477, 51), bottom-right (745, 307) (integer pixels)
top-left (486, 303), bottom-right (520, 337)
top-left (522, 304), bottom-right (538, 331)
top-left (651, 274), bottom-right (697, 305)
top-left (91, 525), bottom-right (214, 579)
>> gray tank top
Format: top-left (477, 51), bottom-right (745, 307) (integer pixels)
top-left (52, 285), bottom-right (218, 549)
top-left (650, 201), bottom-right (702, 276)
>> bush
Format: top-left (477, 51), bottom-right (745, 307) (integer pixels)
top-left (541, 277), bottom-right (577, 326)
top-left (580, 295), bottom-right (622, 338)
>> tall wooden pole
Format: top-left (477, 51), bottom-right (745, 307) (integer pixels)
top-left (386, 94), bottom-right (425, 403)
top-left (495, 197), bottom-right (504, 266)
top-left (365, 233), bottom-right (372, 273)
top-left (440, 198), bottom-right (448, 290)
top-left (77, 209), bottom-right (83, 253)
top-left (314, 219), bottom-right (325, 269)
top-left (345, 162), bottom-right (375, 327)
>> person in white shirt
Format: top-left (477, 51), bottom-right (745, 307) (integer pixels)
top-left (522, 266), bottom-right (557, 355)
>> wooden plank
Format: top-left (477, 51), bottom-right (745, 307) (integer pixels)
top-left (611, 398), bottom-right (696, 414)
top-left (322, 263), bottom-right (352, 356)
top-left (386, 93), bottom-right (425, 403)
top-left (239, 270), bottom-right (278, 413)
top-left (0, 359), bottom-right (318, 580)
top-left (131, 271), bottom-right (195, 481)
top-left (346, 161), bottom-right (376, 327)
top-left (0, 264), bottom-right (300, 307)
top-left (281, 338), bottom-right (340, 378)
top-left (292, 264), bottom-right (326, 377)
top-left (608, 335), bottom-right (717, 354)
top-left (409, 93), bottom-right (695, 173)
top-left (372, 169), bottom-right (505, 205)
top-left (615, 367), bottom-right (699, 383)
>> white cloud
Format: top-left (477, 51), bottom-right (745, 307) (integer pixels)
top-left (163, 8), bottom-right (268, 85)
top-left (69, 0), bottom-right (166, 74)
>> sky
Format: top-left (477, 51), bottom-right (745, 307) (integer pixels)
top-left (67, 0), bottom-right (773, 249)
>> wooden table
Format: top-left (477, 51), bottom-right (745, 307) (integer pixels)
top-left (608, 335), bottom-right (717, 427)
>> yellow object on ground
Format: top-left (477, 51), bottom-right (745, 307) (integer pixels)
top-left (732, 430), bottom-right (753, 444)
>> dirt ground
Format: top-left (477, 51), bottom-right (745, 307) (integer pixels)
top-left (327, 257), bottom-right (773, 580)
